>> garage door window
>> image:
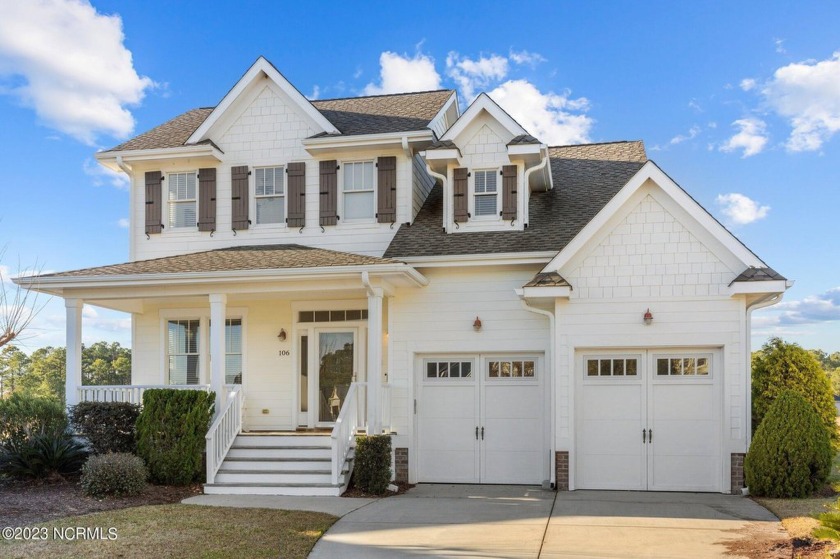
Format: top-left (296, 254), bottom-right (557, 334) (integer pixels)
top-left (488, 359), bottom-right (535, 378)
top-left (426, 360), bottom-right (473, 379)
top-left (586, 357), bottom-right (638, 377)
top-left (656, 356), bottom-right (710, 376)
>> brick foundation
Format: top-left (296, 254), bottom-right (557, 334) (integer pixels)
top-left (731, 453), bottom-right (745, 495)
top-left (395, 447), bottom-right (409, 483)
top-left (555, 451), bottom-right (569, 491)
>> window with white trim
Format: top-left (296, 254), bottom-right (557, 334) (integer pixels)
top-left (255, 166), bottom-right (285, 225)
top-left (168, 172), bottom-right (197, 228)
top-left (425, 360), bottom-right (473, 379)
top-left (585, 357), bottom-right (638, 377)
top-left (473, 169), bottom-right (498, 217)
top-left (656, 356), bottom-right (710, 376)
top-left (488, 359), bottom-right (535, 378)
top-left (225, 319), bottom-right (243, 384)
top-left (342, 161), bottom-right (375, 220)
top-left (167, 319), bottom-right (200, 384)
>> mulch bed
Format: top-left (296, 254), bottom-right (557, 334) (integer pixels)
top-left (341, 481), bottom-right (414, 498)
top-left (0, 476), bottom-right (201, 528)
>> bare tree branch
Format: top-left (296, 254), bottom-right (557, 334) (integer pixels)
top-left (0, 246), bottom-right (50, 349)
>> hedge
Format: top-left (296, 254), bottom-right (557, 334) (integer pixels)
top-left (70, 401), bottom-right (141, 455)
top-left (353, 435), bottom-right (392, 495)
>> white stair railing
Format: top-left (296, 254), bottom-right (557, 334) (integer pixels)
top-left (330, 381), bottom-right (366, 486)
top-left (77, 384), bottom-right (210, 405)
top-left (205, 385), bottom-right (244, 485)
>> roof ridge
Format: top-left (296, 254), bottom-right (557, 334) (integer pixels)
top-left (548, 140), bottom-right (645, 149)
top-left (311, 89), bottom-right (455, 103)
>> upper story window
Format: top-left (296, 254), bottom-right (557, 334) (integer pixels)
top-left (168, 172), bottom-right (197, 228)
top-left (342, 161), bottom-right (375, 220)
top-left (473, 169), bottom-right (498, 217)
top-left (255, 166), bottom-right (285, 225)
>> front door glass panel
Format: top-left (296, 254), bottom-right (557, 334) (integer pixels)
top-left (318, 332), bottom-right (354, 422)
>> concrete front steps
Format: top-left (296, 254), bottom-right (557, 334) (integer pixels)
top-left (204, 434), bottom-right (353, 496)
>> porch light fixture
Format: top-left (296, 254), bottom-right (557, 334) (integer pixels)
top-left (643, 309), bottom-right (653, 326)
top-left (473, 316), bottom-right (482, 331)
top-left (277, 328), bottom-right (287, 341)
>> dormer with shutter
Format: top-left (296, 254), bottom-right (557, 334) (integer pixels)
top-left (422, 93), bottom-right (552, 234)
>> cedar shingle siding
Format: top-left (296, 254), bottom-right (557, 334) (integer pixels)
top-left (231, 166), bottom-right (250, 230)
top-left (197, 168), bottom-right (217, 232)
top-left (501, 165), bottom-right (517, 220)
top-left (286, 162), bottom-right (306, 227)
top-left (376, 156), bottom-right (397, 224)
top-left (319, 160), bottom-right (338, 226)
top-left (144, 171), bottom-right (163, 235)
top-left (453, 167), bottom-right (469, 222)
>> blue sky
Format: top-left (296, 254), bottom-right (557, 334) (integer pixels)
top-left (0, 0), bottom-right (838, 353)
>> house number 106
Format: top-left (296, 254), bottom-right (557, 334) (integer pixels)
top-left (278, 350), bottom-right (291, 357)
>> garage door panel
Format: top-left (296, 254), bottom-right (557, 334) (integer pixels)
top-left (483, 450), bottom-right (543, 484)
top-left (484, 385), bottom-right (541, 419)
top-left (418, 450), bottom-right (477, 483)
top-left (580, 385), bottom-right (643, 420)
top-left (651, 384), bottom-right (715, 420)
top-left (484, 418), bottom-right (542, 451)
top-left (652, 421), bottom-right (719, 455)
top-left (577, 421), bottom-right (643, 454)
top-left (577, 455), bottom-right (645, 490)
top-left (649, 454), bottom-right (718, 491)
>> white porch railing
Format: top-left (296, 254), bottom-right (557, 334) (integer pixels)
top-left (331, 381), bottom-right (366, 486)
top-left (205, 385), bottom-right (244, 485)
top-left (77, 384), bottom-right (211, 405)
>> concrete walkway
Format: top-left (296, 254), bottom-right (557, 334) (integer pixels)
top-left (182, 493), bottom-right (375, 516)
top-left (308, 485), bottom-right (785, 559)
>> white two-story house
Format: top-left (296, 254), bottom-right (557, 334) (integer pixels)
top-left (18, 57), bottom-right (789, 496)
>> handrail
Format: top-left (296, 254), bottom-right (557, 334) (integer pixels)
top-left (77, 384), bottom-right (210, 405)
top-left (205, 385), bottom-right (244, 485)
top-left (330, 381), bottom-right (366, 486)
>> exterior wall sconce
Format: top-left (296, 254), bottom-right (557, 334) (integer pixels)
top-left (473, 316), bottom-right (482, 331)
top-left (277, 328), bottom-right (287, 341)
top-left (643, 309), bottom-right (653, 326)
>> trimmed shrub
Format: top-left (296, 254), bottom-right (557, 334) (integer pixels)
top-left (81, 453), bottom-right (148, 497)
top-left (353, 435), bottom-right (392, 495)
top-left (0, 432), bottom-right (88, 479)
top-left (0, 393), bottom-right (67, 446)
top-left (136, 389), bottom-right (214, 485)
top-left (70, 401), bottom-right (141, 454)
top-left (752, 337), bottom-right (837, 445)
top-left (745, 390), bottom-right (833, 497)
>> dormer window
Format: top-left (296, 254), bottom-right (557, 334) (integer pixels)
top-left (255, 166), bottom-right (285, 225)
top-left (342, 161), bottom-right (375, 220)
top-left (473, 169), bottom-right (498, 217)
top-left (168, 171), bottom-right (197, 228)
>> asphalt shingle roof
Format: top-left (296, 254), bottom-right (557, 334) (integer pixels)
top-left (384, 141), bottom-right (648, 258)
top-left (105, 108), bottom-right (214, 152)
top-left (37, 245), bottom-right (397, 278)
top-left (730, 267), bottom-right (787, 284)
top-left (523, 272), bottom-right (570, 288)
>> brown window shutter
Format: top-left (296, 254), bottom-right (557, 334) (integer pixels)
top-left (144, 171), bottom-right (163, 234)
top-left (501, 165), bottom-right (517, 220)
top-left (231, 165), bottom-right (250, 230)
top-left (286, 162), bottom-right (306, 227)
top-left (319, 160), bottom-right (338, 226)
top-left (376, 156), bottom-right (397, 224)
top-left (453, 167), bottom-right (469, 222)
top-left (197, 168), bottom-right (216, 232)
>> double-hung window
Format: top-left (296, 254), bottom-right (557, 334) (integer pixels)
top-left (342, 161), bottom-right (375, 220)
top-left (255, 166), bottom-right (285, 225)
top-left (168, 172), bottom-right (197, 228)
top-left (167, 319), bottom-right (200, 384)
top-left (473, 169), bottom-right (498, 217)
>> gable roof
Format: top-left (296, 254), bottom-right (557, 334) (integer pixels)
top-left (104, 108), bottom-right (214, 152)
top-left (441, 93), bottom-right (530, 142)
top-left (731, 266), bottom-right (787, 283)
top-left (384, 141), bottom-right (647, 258)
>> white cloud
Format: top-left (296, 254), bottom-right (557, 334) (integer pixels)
top-left (446, 52), bottom-right (509, 101)
top-left (488, 80), bottom-right (592, 145)
top-left (774, 38), bottom-right (787, 54)
top-left (509, 49), bottom-right (546, 67)
top-left (308, 85), bottom-right (320, 100)
top-left (719, 118), bottom-right (769, 157)
top-left (688, 99), bottom-right (703, 112)
top-left (362, 51), bottom-right (441, 95)
top-left (739, 78), bottom-right (757, 91)
top-left (0, 0), bottom-right (154, 145)
top-left (715, 193), bottom-right (770, 225)
top-left (761, 51), bottom-right (840, 152)
top-left (669, 125), bottom-right (701, 145)
top-left (775, 288), bottom-right (840, 325)
top-left (83, 158), bottom-right (129, 190)
top-left (117, 218), bottom-right (129, 229)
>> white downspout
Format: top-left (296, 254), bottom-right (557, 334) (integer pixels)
top-left (745, 291), bottom-right (785, 446)
top-left (523, 150), bottom-right (550, 227)
top-left (116, 156), bottom-right (136, 261)
top-left (425, 163), bottom-right (449, 233)
top-left (116, 155), bottom-right (133, 175)
top-left (516, 290), bottom-right (557, 489)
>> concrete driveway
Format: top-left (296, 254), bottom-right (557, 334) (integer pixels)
top-left (309, 485), bottom-right (785, 559)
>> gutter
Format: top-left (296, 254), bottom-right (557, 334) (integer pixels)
top-left (516, 289), bottom-right (557, 489)
top-left (425, 164), bottom-right (449, 233)
top-left (115, 156), bottom-right (133, 175)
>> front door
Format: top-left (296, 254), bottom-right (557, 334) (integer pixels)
top-left (314, 329), bottom-right (357, 427)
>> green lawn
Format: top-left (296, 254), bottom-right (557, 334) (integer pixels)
top-left (0, 504), bottom-right (337, 559)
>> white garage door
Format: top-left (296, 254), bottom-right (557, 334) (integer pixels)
top-left (418, 355), bottom-right (545, 484)
top-left (576, 349), bottom-right (721, 492)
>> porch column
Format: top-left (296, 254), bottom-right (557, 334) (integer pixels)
top-left (65, 298), bottom-right (83, 407)
top-left (366, 288), bottom-right (383, 434)
top-left (209, 293), bottom-right (226, 415)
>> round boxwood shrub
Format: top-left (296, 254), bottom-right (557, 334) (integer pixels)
top-left (752, 337), bottom-right (836, 445)
top-left (70, 401), bottom-right (141, 455)
top-left (81, 453), bottom-right (148, 497)
top-left (353, 435), bottom-right (392, 495)
top-left (745, 389), bottom-right (833, 497)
